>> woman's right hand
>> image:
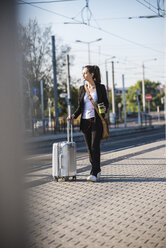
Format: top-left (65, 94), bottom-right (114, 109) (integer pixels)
top-left (67, 114), bottom-right (75, 121)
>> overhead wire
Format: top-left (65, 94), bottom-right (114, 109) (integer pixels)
top-left (18, 0), bottom-right (82, 22)
top-left (88, 22), bottom-right (164, 54)
top-left (142, 0), bottom-right (160, 11)
top-left (94, 16), bottom-right (162, 21)
top-left (71, 9), bottom-right (83, 21)
top-left (95, 15), bottom-right (163, 21)
top-left (135, 0), bottom-right (159, 15)
top-left (143, 0), bottom-right (166, 15)
top-left (157, 0), bottom-right (166, 15)
top-left (18, 0), bottom-right (77, 4)
top-left (90, 10), bottom-right (102, 29)
top-left (18, 0), bottom-right (165, 55)
top-left (80, 0), bottom-right (92, 25)
top-left (137, 0), bottom-right (165, 16)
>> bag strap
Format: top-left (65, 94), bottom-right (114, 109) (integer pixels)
top-left (84, 84), bottom-right (105, 123)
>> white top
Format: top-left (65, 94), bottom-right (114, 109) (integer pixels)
top-left (82, 89), bottom-right (98, 119)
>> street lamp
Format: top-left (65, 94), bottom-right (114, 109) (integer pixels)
top-left (75, 38), bottom-right (102, 64)
top-left (142, 58), bottom-right (157, 112)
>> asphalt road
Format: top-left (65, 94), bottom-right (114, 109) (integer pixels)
top-left (25, 126), bottom-right (165, 172)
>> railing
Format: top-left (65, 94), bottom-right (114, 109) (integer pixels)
top-left (25, 111), bottom-right (165, 136)
top-left (28, 118), bottom-right (81, 136)
top-left (141, 113), bottom-right (152, 126)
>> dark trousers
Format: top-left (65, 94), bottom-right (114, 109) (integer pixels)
top-left (82, 118), bottom-right (103, 177)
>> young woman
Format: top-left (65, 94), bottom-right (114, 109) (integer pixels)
top-left (67, 65), bottom-right (109, 182)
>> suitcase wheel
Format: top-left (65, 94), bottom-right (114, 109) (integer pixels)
top-left (64, 177), bottom-right (69, 181)
top-left (53, 176), bottom-right (58, 182)
top-left (73, 176), bottom-right (76, 181)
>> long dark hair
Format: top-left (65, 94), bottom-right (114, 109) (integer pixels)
top-left (84, 65), bottom-right (101, 84)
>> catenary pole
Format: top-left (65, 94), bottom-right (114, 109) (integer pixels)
top-left (142, 63), bottom-right (146, 113)
top-left (137, 89), bottom-right (141, 126)
top-left (40, 79), bottom-right (45, 133)
top-left (23, 76), bottom-right (33, 134)
top-left (122, 74), bottom-right (127, 127)
top-left (111, 61), bottom-right (116, 115)
top-left (51, 35), bottom-right (60, 131)
top-left (105, 69), bottom-right (110, 124)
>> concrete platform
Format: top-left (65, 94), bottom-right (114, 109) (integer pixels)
top-left (26, 140), bottom-right (166, 248)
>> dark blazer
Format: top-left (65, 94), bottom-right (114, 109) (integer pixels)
top-left (74, 83), bottom-right (109, 131)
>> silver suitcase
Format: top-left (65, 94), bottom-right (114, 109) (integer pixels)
top-left (52, 122), bottom-right (76, 181)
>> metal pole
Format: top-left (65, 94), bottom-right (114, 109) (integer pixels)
top-left (40, 80), bottom-right (45, 134)
top-left (18, 53), bottom-right (26, 136)
top-left (111, 61), bottom-right (116, 115)
top-left (142, 63), bottom-right (146, 113)
top-left (26, 78), bottom-right (33, 134)
top-left (137, 89), bottom-right (141, 126)
top-left (122, 74), bottom-right (127, 127)
top-left (164, 95), bottom-right (166, 129)
top-left (157, 106), bottom-right (160, 122)
top-left (105, 69), bottom-right (110, 124)
top-left (66, 54), bottom-right (73, 142)
top-left (48, 98), bottom-right (52, 128)
top-left (27, 84), bottom-right (31, 131)
top-left (148, 101), bottom-right (150, 113)
top-left (51, 35), bottom-right (60, 131)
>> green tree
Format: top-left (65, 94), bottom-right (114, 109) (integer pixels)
top-left (126, 81), bottom-right (142, 113)
top-left (19, 19), bottom-right (74, 122)
top-left (126, 80), bottom-right (163, 113)
top-left (108, 90), bottom-right (122, 117)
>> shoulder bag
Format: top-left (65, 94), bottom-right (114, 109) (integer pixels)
top-left (84, 84), bottom-right (110, 140)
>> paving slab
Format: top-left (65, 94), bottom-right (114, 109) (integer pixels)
top-left (26, 140), bottom-right (166, 248)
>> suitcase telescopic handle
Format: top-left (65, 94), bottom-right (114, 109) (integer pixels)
top-left (70, 121), bottom-right (73, 142)
top-left (59, 154), bottom-right (62, 170)
top-left (67, 119), bottom-right (73, 143)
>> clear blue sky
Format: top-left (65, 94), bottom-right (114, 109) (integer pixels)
top-left (18, 0), bottom-right (165, 88)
